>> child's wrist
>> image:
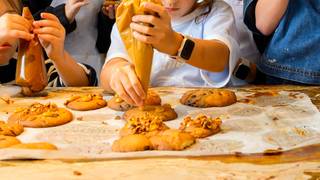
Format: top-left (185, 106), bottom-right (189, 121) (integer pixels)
top-left (167, 32), bottom-right (184, 56)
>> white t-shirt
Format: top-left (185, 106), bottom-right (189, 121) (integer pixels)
top-left (223, 0), bottom-right (260, 62)
top-left (105, 0), bottom-right (240, 88)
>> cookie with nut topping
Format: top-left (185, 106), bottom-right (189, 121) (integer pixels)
top-left (108, 91), bottom-right (161, 111)
top-left (8, 103), bottom-right (73, 128)
top-left (64, 94), bottom-right (107, 111)
top-left (0, 120), bottom-right (24, 136)
top-left (180, 89), bottom-right (237, 108)
top-left (179, 114), bottom-right (222, 138)
top-left (123, 104), bottom-right (177, 122)
top-left (120, 114), bottom-right (169, 137)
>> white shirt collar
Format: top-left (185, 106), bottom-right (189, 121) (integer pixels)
top-left (171, 8), bottom-right (202, 26)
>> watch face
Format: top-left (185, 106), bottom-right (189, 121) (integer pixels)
top-left (235, 64), bottom-right (250, 80)
top-left (181, 39), bottom-right (195, 60)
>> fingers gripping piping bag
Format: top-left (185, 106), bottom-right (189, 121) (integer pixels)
top-left (16, 3), bottom-right (48, 96)
top-left (116, 0), bottom-right (162, 93)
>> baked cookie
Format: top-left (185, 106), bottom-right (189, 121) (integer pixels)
top-left (10, 142), bottom-right (58, 150)
top-left (120, 114), bottom-right (169, 137)
top-left (180, 89), bottom-right (237, 108)
top-left (0, 135), bottom-right (21, 148)
top-left (64, 94), bottom-right (107, 111)
top-left (0, 120), bottom-right (24, 136)
top-left (149, 129), bottom-right (195, 151)
top-left (179, 114), bottom-right (222, 138)
top-left (112, 134), bottom-right (153, 152)
top-left (123, 104), bottom-right (177, 122)
top-left (108, 91), bottom-right (161, 111)
top-left (8, 103), bottom-right (73, 128)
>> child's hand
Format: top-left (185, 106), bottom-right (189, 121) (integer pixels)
top-left (109, 62), bottom-right (146, 106)
top-left (0, 13), bottom-right (33, 47)
top-left (102, 1), bottom-right (119, 19)
top-left (130, 2), bottom-right (183, 56)
top-left (33, 13), bottom-right (66, 61)
top-left (65, 0), bottom-right (89, 23)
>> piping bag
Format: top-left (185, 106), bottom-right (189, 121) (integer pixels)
top-left (16, 4), bottom-right (48, 96)
top-left (116, 0), bottom-right (162, 94)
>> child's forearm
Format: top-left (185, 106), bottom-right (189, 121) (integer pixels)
top-left (255, 0), bottom-right (289, 35)
top-left (185, 38), bottom-right (229, 73)
top-left (52, 51), bottom-right (89, 86)
top-left (100, 58), bottom-right (130, 93)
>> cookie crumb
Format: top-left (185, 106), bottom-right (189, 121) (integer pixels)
top-left (73, 170), bottom-right (82, 176)
top-left (114, 116), bottom-right (121, 120)
top-left (234, 151), bottom-right (243, 157)
top-left (76, 116), bottom-right (83, 121)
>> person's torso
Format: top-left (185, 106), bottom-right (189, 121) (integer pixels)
top-left (259, 0), bottom-right (320, 84)
top-left (223, 0), bottom-right (260, 62)
top-left (150, 8), bottom-right (223, 87)
top-left (0, 59), bottom-right (16, 85)
top-left (50, 0), bottom-right (104, 75)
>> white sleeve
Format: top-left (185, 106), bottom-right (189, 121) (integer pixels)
top-left (104, 24), bottom-right (132, 66)
top-left (199, 0), bottom-right (240, 87)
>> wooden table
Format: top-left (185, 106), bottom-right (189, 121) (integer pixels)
top-left (0, 85), bottom-right (319, 179)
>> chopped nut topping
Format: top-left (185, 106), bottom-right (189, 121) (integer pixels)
top-left (18, 103), bottom-right (59, 115)
top-left (180, 114), bottom-right (222, 130)
top-left (64, 94), bottom-right (104, 105)
top-left (127, 114), bottom-right (166, 134)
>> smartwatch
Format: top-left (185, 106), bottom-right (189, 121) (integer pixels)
top-left (233, 58), bottom-right (256, 82)
top-left (174, 35), bottom-right (195, 63)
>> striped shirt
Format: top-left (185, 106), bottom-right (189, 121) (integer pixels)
top-left (0, 58), bottom-right (97, 87)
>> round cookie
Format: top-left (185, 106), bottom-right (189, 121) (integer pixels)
top-left (108, 91), bottom-right (161, 111)
top-left (123, 104), bottom-right (177, 122)
top-left (8, 103), bottom-right (73, 128)
top-left (112, 134), bottom-right (153, 152)
top-left (10, 142), bottom-right (58, 150)
top-left (64, 94), bottom-right (107, 111)
top-left (0, 120), bottom-right (24, 136)
top-left (149, 129), bottom-right (196, 151)
top-left (180, 89), bottom-right (237, 108)
top-left (179, 115), bottom-right (222, 138)
top-left (0, 135), bottom-right (21, 148)
top-left (120, 115), bottom-right (169, 137)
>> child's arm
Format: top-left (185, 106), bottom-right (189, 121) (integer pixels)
top-left (255, 0), bottom-right (289, 35)
top-left (32, 0), bottom-right (88, 34)
top-left (33, 13), bottom-right (89, 86)
top-left (130, 3), bottom-right (230, 73)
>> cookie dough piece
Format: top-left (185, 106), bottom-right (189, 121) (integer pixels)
top-left (0, 135), bottom-right (21, 148)
top-left (108, 91), bottom-right (161, 111)
top-left (0, 121), bottom-right (24, 136)
top-left (112, 134), bottom-right (153, 152)
top-left (8, 103), bottom-right (73, 128)
top-left (179, 114), bottom-right (222, 138)
top-left (180, 89), bottom-right (237, 108)
top-left (123, 104), bottom-right (177, 122)
top-left (64, 94), bottom-right (107, 111)
top-left (149, 129), bottom-right (196, 151)
top-left (10, 142), bottom-right (58, 150)
top-left (120, 114), bottom-right (169, 137)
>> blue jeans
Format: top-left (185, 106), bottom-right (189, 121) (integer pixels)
top-left (253, 69), bottom-right (310, 86)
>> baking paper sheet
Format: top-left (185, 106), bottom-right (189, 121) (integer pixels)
top-left (0, 86), bottom-right (319, 160)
